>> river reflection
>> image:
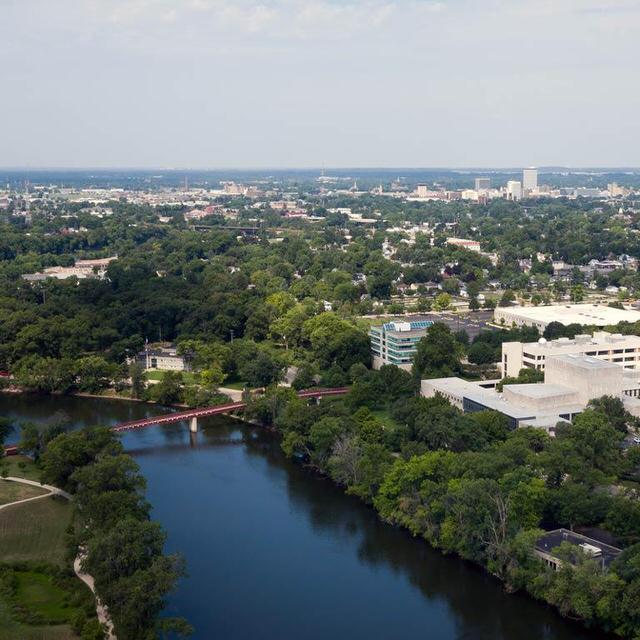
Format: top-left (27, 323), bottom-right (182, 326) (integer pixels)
top-left (1, 395), bottom-right (609, 640)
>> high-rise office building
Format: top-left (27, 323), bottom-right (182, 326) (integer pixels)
top-left (523, 167), bottom-right (538, 191)
top-left (475, 177), bottom-right (490, 191)
top-left (507, 180), bottom-right (522, 201)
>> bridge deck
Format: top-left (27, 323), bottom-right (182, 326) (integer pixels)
top-left (112, 388), bottom-right (349, 432)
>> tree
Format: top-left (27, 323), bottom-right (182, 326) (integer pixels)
top-left (72, 455), bottom-right (149, 528)
top-left (441, 278), bottom-right (460, 295)
top-left (412, 323), bottom-right (463, 379)
top-left (101, 555), bottom-right (186, 640)
top-left (238, 350), bottom-right (283, 388)
top-left (544, 321), bottom-right (569, 340)
top-left (308, 417), bottom-right (346, 466)
top-left (75, 355), bottom-right (119, 393)
top-left (129, 362), bottom-right (146, 399)
top-left (432, 292), bottom-right (452, 311)
top-left (499, 290), bottom-right (516, 307)
top-left (556, 410), bottom-right (624, 484)
top-left (302, 313), bottom-right (370, 372)
top-left (269, 304), bottom-right (311, 350)
top-left (570, 284), bottom-right (584, 303)
top-left (149, 371), bottom-right (183, 405)
top-left (200, 364), bottom-right (226, 390)
top-left (85, 517), bottom-right (166, 584)
top-left (467, 341), bottom-right (497, 365)
top-left (13, 355), bottom-right (75, 393)
top-left (483, 297), bottom-right (497, 310)
top-left (40, 427), bottom-right (123, 491)
top-left (588, 395), bottom-right (634, 433)
top-left (470, 411), bottom-right (510, 443)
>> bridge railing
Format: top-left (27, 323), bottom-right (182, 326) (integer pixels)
top-left (112, 388), bottom-right (350, 432)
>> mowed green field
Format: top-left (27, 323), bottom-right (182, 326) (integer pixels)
top-left (145, 369), bottom-right (199, 383)
top-left (0, 496), bottom-right (73, 566)
top-left (0, 480), bottom-right (47, 506)
top-left (1, 456), bottom-right (43, 482)
top-left (0, 464), bottom-right (83, 639)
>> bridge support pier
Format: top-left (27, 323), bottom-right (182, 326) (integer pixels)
top-left (189, 417), bottom-right (199, 433)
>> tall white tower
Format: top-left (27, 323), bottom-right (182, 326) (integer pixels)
top-left (523, 167), bottom-right (538, 191)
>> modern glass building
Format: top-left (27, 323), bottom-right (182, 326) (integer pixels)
top-left (370, 320), bottom-right (433, 370)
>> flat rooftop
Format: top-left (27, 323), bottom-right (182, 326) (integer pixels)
top-left (514, 331), bottom-right (640, 354)
top-left (371, 320), bottom-right (433, 338)
top-left (425, 377), bottom-right (584, 422)
top-left (503, 383), bottom-right (576, 399)
top-left (548, 353), bottom-right (621, 370)
top-left (535, 529), bottom-right (621, 568)
top-left (497, 304), bottom-right (640, 326)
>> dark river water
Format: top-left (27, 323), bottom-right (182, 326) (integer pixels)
top-left (0, 395), bottom-right (609, 640)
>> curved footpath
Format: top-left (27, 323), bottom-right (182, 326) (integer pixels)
top-left (1, 476), bottom-right (116, 639)
top-left (0, 477), bottom-right (69, 510)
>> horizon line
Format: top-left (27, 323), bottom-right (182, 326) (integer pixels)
top-left (1, 165), bottom-right (640, 173)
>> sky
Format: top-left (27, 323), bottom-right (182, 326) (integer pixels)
top-left (1, 0), bottom-right (639, 168)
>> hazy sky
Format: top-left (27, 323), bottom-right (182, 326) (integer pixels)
top-left (1, 0), bottom-right (639, 168)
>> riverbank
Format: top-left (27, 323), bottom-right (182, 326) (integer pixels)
top-left (0, 393), bottom-right (612, 639)
top-left (247, 383), bottom-right (638, 640)
top-left (1, 386), bottom-right (244, 409)
top-left (0, 458), bottom-right (117, 640)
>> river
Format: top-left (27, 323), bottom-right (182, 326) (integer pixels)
top-left (0, 394), bottom-right (608, 640)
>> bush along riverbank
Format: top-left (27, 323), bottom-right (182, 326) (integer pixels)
top-left (245, 365), bottom-right (640, 639)
top-left (37, 427), bottom-right (193, 640)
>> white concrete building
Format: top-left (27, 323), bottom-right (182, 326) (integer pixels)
top-left (506, 180), bottom-right (522, 201)
top-left (494, 304), bottom-right (640, 332)
top-left (134, 345), bottom-right (191, 372)
top-left (502, 331), bottom-right (640, 378)
top-left (523, 167), bottom-right (538, 192)
top-left (422, 352), bottom-right (640, 433)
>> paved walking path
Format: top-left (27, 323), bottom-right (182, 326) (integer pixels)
top-left (1, 476), bottom-right (116, 638)
top-left (0, 477), bottom-right (71, 510)
top-left (218, 386), bottom-right (244, 401)
top-left (74, 553), bottom-right (117, 640)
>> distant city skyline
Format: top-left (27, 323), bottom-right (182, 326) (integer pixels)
top-left (2, 1), bottom-right (639, 168)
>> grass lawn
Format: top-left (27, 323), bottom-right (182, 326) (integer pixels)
top-left (15, 571), bottom-right (72, 624)
top-left (0, 481), bottom-right (47, 506)
top-left (0, 457), bottom-right (93, 639)
top-left (0, 497), bottom-right (73, 567)
top-left (370, 408), bottom-right (403, 430)
top-left (222, 380), bottom-right (248, 390)
top-left (145, 369), bottom-right (199, 384)
top-left (0, 456), bottom-right (42, 482)
top-left (0, 569), bottom-right (95, 640)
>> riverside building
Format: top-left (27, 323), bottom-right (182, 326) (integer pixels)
top-left (421, 352), bottom-right (640, 433)
top-left (370, 320), bottom-right (433, 370)
top-left (502, 331), bottom-right (640, 378)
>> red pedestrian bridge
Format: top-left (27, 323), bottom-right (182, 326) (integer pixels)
top-left (112, 387), bottom-right (350, 434)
